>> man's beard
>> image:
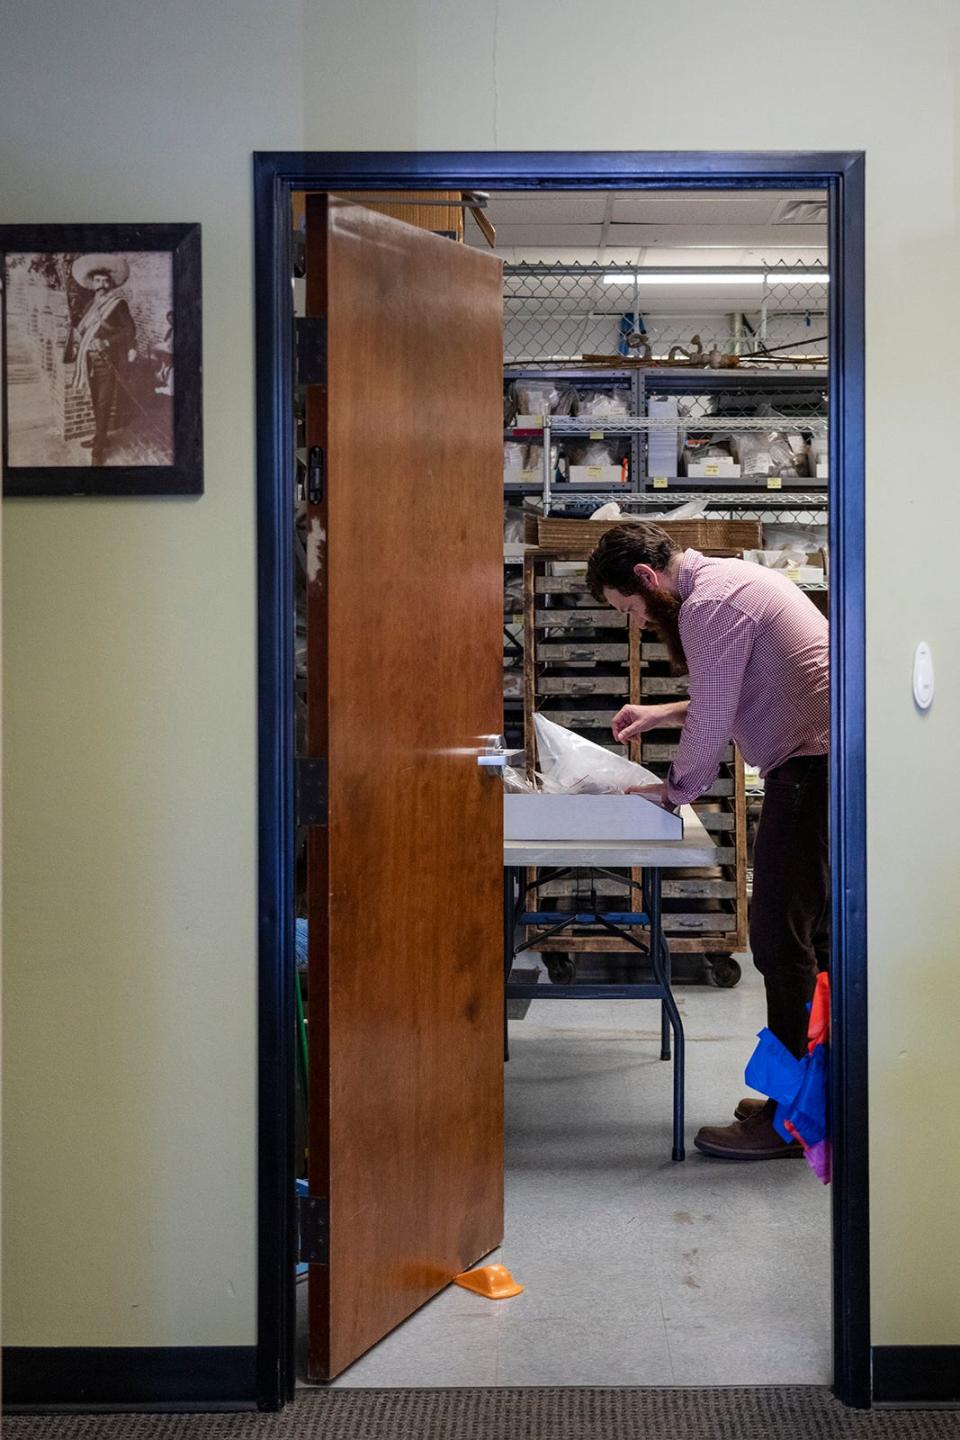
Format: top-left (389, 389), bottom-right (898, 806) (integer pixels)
top-left (642, 588), bottom-right (686, 672)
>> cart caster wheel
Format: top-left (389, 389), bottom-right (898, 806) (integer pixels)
top-left (546, 954), bottom-right (577, 985)
top-left (706, 956), bottom-right (742, 989)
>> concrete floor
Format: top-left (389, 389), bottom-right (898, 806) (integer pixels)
top-left (298, 955), bottom-right (830, 1388)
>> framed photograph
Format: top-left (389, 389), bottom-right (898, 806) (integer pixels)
top-left (0, 223), bottom-right (201, 496)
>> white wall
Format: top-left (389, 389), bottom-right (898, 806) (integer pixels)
top-left (3, 0), bottom-right (959, 1355)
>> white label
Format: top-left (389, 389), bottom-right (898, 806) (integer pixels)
top-left (589, 429), bottom-right (604, 441)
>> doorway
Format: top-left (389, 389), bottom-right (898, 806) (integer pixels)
top-left (254, 152), bottom-right (866, 1410)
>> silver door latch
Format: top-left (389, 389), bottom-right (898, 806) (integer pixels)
top-left (477, 735), bottom-right (523, 769)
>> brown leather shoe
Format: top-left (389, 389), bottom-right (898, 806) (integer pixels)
top-left (734, 1096), bottom-right (767, 1122)
top-left (694, 1107), bottom-right (803, 1160)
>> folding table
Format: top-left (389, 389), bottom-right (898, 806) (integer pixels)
top-left (503, 807), bottom-right (717, 1161)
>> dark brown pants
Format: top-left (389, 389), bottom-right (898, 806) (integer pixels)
top-left (749, 753), bottom-right (830, 1059)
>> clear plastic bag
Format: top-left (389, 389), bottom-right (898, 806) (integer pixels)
top-left (502, 765), bottom-right (538, 793)
top-left (579, 388), bottom-right (630, 419)
top-left (736, 431), bottom-right (808, 478)
top-left (681, 434), bottom-right (736, 473)
top-left (533, 714), bottom-right (660, 794)
top-left (552, 384), bottom-right (581, 417)
top-left (590, 501), bottom-right (623, 520)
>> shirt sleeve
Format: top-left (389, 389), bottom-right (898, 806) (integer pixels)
top-left (664, 602), bottom-right (757, 806)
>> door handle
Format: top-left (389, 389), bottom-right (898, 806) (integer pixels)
top-left (476, 735), bottom-right (523, 770)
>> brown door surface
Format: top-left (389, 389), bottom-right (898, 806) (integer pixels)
top-left (303, 194), bottom-right (505, 1382)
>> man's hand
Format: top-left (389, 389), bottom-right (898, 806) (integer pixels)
top-left (626, 781), bottom-right (669, 808)
top-left (612, 703), bottom-right (683, 744)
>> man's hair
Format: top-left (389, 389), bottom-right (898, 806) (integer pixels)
top-left (586, 522), bottom-right (681, 602)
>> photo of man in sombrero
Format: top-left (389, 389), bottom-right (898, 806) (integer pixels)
top-left (66, 253), bottom-right (138, 465)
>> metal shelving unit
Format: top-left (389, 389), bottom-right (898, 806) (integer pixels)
top-left (504, 371), bottom-right (828, 509)
top-left (501, 281), bottom-right (831, 970)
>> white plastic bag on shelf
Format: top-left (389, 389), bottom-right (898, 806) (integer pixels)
top-left (743, 547), bottom-right (809, 570)
top-left (533, 714), bottom-right (660, 794)
top-left (736, 431), bottom-right (808, 477)
top-left (660, 497), bottom-right (707, 520)
top-left (579, 388), bottom-right (630, 419)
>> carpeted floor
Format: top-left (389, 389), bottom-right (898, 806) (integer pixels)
top-left (5, 1387), bottom-right (960, 1438)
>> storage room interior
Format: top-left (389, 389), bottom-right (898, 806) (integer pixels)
top-left (291, 185), bottom-right (833, 1389)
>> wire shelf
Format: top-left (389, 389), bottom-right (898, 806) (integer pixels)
top-left (514, 414), bottom-right (828, 434)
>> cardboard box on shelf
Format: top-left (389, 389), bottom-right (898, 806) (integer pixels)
top-left (686, 460), bottom-right (742, 479)
top-left (568, 465), bottom-right (627, 486)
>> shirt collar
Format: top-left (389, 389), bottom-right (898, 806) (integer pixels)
top-left (676, 547), bottom-right (703, 603)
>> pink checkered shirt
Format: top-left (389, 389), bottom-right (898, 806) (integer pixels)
top-left (664, 549), bottom-right (829, 807)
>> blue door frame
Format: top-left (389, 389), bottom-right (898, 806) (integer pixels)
top-left (253, 150), bottom-right (867, 1411)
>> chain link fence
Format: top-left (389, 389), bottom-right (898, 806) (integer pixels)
top-left (503, 261), bottom-right (828, 369)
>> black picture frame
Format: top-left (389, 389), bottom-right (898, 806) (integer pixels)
top-left (1, 222), bottom-right (202, 496)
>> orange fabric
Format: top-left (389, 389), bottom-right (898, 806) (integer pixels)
top-left (807, 971), bottom-right (830, 1052)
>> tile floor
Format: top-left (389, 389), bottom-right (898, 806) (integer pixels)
top-left (298, 954), bottom-right (830, 1388)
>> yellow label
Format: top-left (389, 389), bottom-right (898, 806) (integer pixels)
top-left (587, 466), bottom-right (603, 478)
top-left (704, 462), bottom-right (720, 477)
top-left (653, 476), bottom-right (669, 489)
top-left (767, 475), bottom-right (783, 490)
top-left (589, 429), bottom-right (604, 441)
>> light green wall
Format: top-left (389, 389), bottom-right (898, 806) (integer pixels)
top-left (2, 0), bottom-right (303, 1345)
top-left (4, 0), bottom-right (959, 1353)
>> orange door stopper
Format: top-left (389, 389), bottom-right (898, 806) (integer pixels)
top-left (453, 1264), bottom-right (524, 1299)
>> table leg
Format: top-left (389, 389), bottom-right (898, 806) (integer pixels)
top-left (503, 866), bottom-right (517, 1062)
top-left (647, 867), bottom-right (685, 1162)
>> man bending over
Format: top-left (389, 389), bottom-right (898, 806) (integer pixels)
top-left (586, 523), bottom-right (829, 1160)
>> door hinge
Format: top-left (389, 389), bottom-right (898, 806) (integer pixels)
top-left (295, 316), bottom-right (327, 386)
top-left (307, 446), bottom-right (324, 505)
top-left (295, 757), bottom-right (328, 827)
top-left (297, 1193), bottom-right (329, 1265)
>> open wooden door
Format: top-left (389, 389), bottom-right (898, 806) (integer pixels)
top-left (302, 194), bottom-right (505, 1381)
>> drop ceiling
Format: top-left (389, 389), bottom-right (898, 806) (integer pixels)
top-left (465, 189), bottom-right (828, 266)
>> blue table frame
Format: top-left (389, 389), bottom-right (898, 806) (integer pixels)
top-left (503, 814), bottom-right (718, 1162)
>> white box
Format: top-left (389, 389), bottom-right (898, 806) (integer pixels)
top-left (504, 792), bottom-right (683, 842)
top-left (647, 396), bottom-right (680, 478)
top-left (503, 468), bottom-right (539, 485)
top-left (815, 461), bottom-right (828, 479)
top-left (785, 565), bottom-right (825, 586)
top-left (568, 465), bottom-right (625, 486)
top-left (686, 460), bottom-right (742, 479)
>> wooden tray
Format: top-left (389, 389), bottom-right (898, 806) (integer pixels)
top-left (534, 516), bottom-right (763, 554)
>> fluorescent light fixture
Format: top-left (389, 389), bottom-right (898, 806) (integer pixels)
top-left (602, 271), bottom-right (830, 286)
top-left (603, 272), bottom-right (765, 286)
